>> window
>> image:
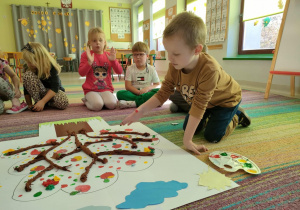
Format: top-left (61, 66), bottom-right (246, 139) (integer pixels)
top-left (152, 0), bottom-right (165, 39)
top-left (138, 4), bottom-right (143, 42)
top-left (239, 0), bottom-right (286, 54)
top-left (186, 0), bottom-right (207, 22)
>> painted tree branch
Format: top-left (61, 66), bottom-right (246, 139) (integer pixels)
top-left (25, 165), bottom-right (54, 192)
top-left (5, 142), bottom-right (59, 156)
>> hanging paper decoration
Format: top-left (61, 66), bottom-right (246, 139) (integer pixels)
top-left (263, 17), bottom-right (271, 27)
top-left (61, 0), bottom-right (72, 9)
top-left (55, 28), bottom-right (62, 34)
top-left (18, 18), bottom-right (29, 26)
top-left (254, 20), bottom-right (259, 26)
top-left (278, 0), bottom-right (284, 9)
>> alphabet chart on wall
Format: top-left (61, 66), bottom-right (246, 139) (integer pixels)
top-left (206, 0), bottom-right (228, 43)
top-left (109, 7), bottom-right (132, 42)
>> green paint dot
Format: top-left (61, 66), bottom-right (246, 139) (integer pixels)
top-left (70, 191), bottom-right (79, 196)
top-left (244, 163), bottom-right (253, 168)
top-left (59, 175), bottom-right (64, 177)
top-left (46, 184), bottom-right (55, 190)
top-left (137, 150), bottom-right (140, 152)
top-left (106, 129), bottom-right (111, 131)
top-left (65, 161), bottom-right (69, 163)
top-left (93, 145), bottom-right (95, 147)
top-left (152, 135), bottom-right (155, 138)
top-left (34, 191), bottom-right (42, 197)
top-left (104, 146), bottom-right (107, 148)
top-left (22, 153), bottom-right (27, 155)
top-left (151, 143), bottom-right (154, 145)
top-left (83, 161), bottom-right (88, 163)
top-left (71, 183), bottom-right (76, 186)
top-left (48, 174), bottom-right (54, 177)
top-left (95, 176), bottom-right (100, 178)
top-left (68, 142), bottom-right (72, 144)
top-left (113, 143), bottom-right (117, 145)
top-left (109, 157), bottom-right (112, 158)
top-left (73, 179), bottom-right (78, 182)
top-left (57, 161), bottom-right (60, 163)
top-left (30, 171), bottom-right (36, 174)
top-left (220, 152), bottom-right (228, 156)
top-left (104, 179), bottom-right (110, 183)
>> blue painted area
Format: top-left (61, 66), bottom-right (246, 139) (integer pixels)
top-left (116, 180), bottom-right (188, 209)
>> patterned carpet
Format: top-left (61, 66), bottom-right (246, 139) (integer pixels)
top-left (1, 89), bottom-right (300, 209)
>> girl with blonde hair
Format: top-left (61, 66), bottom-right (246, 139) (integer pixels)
top-left (22, 42), bottom-right (68, 111)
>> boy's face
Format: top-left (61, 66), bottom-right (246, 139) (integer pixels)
top-left (88, 33), bottom-right (106, 54)
top-left (163, 34), bottom-right (201, 71)
top-left (132, 51), bottom-right (148, 68)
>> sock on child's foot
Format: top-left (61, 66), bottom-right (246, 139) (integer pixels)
top-left (118, 100), bottom-right (136, 109)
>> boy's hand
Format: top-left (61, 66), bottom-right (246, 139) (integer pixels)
top-left (106, 47), bottom-right (116, 61)
top-left (140, 87), bottom-right (150, 94)
top-left (31, 100), bottom-right (46, 112)
top-left (14, 89), bottom-right (21, 98)
top-left (183, 140), bottom-right (208, 155)
top-left (86, 44), bottom-right (94, 66)
top-left (120, 109), bottom-right (143, 126)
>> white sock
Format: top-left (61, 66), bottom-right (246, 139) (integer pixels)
top-left (118, 100), bottom-right (136, 109)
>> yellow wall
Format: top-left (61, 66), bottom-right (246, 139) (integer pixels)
top-left (0, 0), bottom-right (131, 51)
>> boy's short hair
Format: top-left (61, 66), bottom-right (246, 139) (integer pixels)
top-left (132, 42), bottom-right (150, 55)
top-left (163, 12), bottom-right (206, 49)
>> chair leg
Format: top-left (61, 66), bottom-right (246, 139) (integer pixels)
top-left (264, 73), bottom-right (273, 99)
top-left (290, 75), bottom-right (295, 97)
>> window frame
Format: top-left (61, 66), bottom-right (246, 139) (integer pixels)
top-left (238, 0), bottom-right (274, 55)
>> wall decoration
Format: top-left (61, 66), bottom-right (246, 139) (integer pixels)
top-left (143, 19), bottom-right (150, 47)
top-left (61, 0), bottom-right (72, 8)
top-left (109, 7), bottom-right (132, 42)
top-left (206, 0), bottom-right (229, 44)
top-left (165, 5), bottom-right (176, 26)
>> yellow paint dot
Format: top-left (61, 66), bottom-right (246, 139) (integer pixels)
top-left (80, 167), bottom-right (84, 169)
top-left (125, 146), bottom-right (129, 148)
top-left (247, 169), bottom-right (257, 173)
top-left (0, 186), bottom-right (2, 188)
top-left (53, 176), bottom-right (60, 181)
top-left (2, 149), bottom-right (14, 154)
top-left (144, 161), bottom-right (148, 164)
top-left (144, 148), bottom-right (150, 152)
top-left (28, 175), bottom-right (33, 177)
top-left (237, 159), bottom-right (247, 163)
top-left (74, 173), bottom-right (80, 175)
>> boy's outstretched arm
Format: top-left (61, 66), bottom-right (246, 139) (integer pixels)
top-left (120, 95), bottom-right (161, 125)
top-left (183, 115), bottom-right (208, 155)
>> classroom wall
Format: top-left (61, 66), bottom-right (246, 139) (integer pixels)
top-left (0, 0), bottom-right (131, 52)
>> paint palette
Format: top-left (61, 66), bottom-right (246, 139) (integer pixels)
top-left (209, 151), bottom-right (261, 174)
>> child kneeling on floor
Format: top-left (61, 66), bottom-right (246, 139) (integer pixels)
top-left (22, 42), bottom-right (69, 112)
top-left (121, 12), bottom-right (251, 155)
top-left (116, 41), bottom-right (160, 109)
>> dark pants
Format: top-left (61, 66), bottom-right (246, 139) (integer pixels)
top-left (170, 90), bottom-right (240, 143)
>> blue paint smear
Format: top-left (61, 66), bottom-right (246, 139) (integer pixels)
top-left (116, 180), bottom-right (188, 209)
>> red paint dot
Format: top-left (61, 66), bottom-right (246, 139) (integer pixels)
top-left (61, 184), bottom-right (68, 188)
top-left (46, 139), bottom-right (57, 144)
top-left (75, 185), bottom-right (91, 192)
top-left (30, 149), bottom-right (41, 155)
top-left (56, 149), bottom-right (68, 154)
top-left (112, 144), bottom-right (122, 148)
top-left (125, 160), bottom-right (136, 165)
top-left (117, 167), bottom-right (121, 170)
top-left (18, 195), bottom-right (23, 197)
top-left (68, 176), bottom-right (72, 179)
top-left (76, 164), bottom-right (80, 166)
top-left (71, 158), bottom-right (77, 162)
top-left (35, 166), bottom-right (45, 171)
top-left (101, 144), bottom-right (104, 146)
top-left (98, 166), bottom-right (104, 168)
top-left (40, 178), bottom-right (44, 181)
top-left (117, 160), bottom-right (120, 163)
top-left (125, 129), bottom-right (133, 131)
top-left (118, 157), bottom-right (123, 159)
top-left (109, 166), bottom-right (113, 168)
top-left (152, 138), bottom-right (159, 141)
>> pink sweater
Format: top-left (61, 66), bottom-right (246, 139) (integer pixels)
top-left (78, 51), bottom-right (123, 94)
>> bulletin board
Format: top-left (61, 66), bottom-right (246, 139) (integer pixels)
top-left (143, 19), bottom-right (150, 47)
top-left (165, 5), bottom-right (177, 26)
top-left (109, 7), bottom-right (132, 42)
top-left (205, 0), bottom-right (229, 44)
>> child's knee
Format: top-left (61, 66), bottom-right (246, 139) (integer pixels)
top-left (105, 101), bottom-right (117, 110)
top-left (88, 101), bottom-right (104, 111)
top-left (204, 132), bottom-right (223, 143)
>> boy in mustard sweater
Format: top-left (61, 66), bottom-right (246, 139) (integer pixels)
top-left (121, 12), bottom-right (251, 155)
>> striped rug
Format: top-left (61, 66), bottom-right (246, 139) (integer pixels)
top-left (1, 89), bottom-right (300, 209)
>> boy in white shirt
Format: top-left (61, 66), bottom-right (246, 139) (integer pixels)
top-left (117, 42), bottom-right (160, 109)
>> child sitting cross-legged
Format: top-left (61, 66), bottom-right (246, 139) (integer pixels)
top-left (116, 42), bottom-right (160, 109)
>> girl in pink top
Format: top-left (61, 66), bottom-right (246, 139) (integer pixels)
top-left (79, 27), bottom-right (123, 111)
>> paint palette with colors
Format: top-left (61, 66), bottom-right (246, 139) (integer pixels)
top-left (209, 151), bottom-right (261, 174)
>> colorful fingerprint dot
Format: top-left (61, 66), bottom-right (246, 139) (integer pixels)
top-left (71, 156), bottom-right (82, 162)
top-left (33, 191), bottom-right (42, 197)
top-left (238, 159), bottom-right (247, 163)
top-left (144, 161), bottom-right (148, 164)
top-left (112, 144), bottom-right (122, 148)
top-left (125, 160), bottom-right (136, 165)
top-left (244, 163), bottom-right (253, 168)
top-left (75, 185), bottom-right (91, 192)
top-left (247, 169), bottom-right (257, 173)
top-left (220, 152), bottom-right (228, 156)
